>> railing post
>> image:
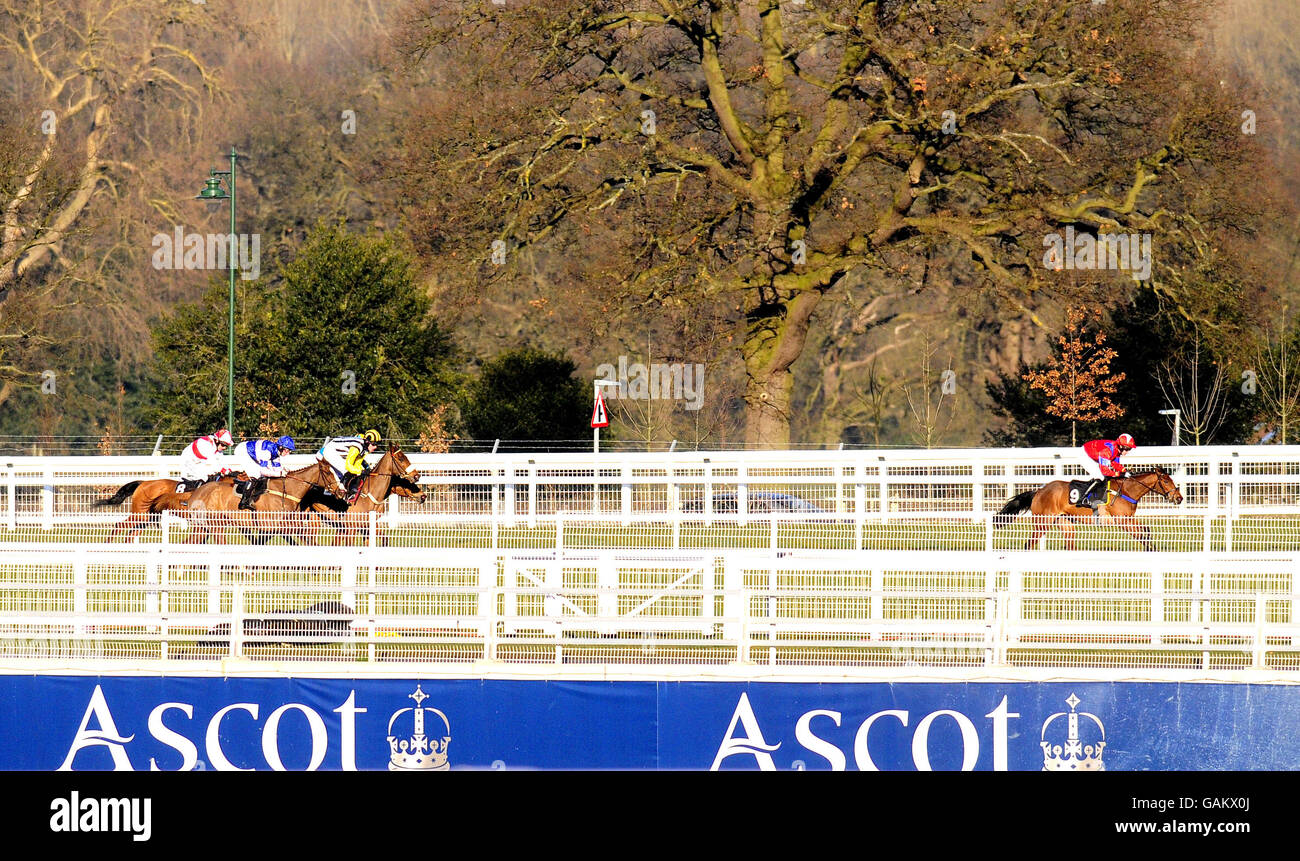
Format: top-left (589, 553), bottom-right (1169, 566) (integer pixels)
top-left (737, 460), bottom-right (748, 527)
top-left (621, 462), bottom-right (631, 526)
top-left (483, 559), bottom-right (498, 663)
top-left (1254, 594), bottom-right (1266, 669)
top-left (503, 461), bottom-right (516, 529)
top-left (231, 581), bottom-right (244, 658)
top-left (73, 547), bottom-right (87, 647)
top-left (722, 554), bottom-right (744, 660)
top-left (368, 510), bottom-right (377, 548)
top-left (42, 467), bottom-right (54, 531)
top-left (527, 460), bottom-right (537, 528)
top-left (876, 456), bottom-right (888, 515)
top-left (4, 463), bottom-right (14, 531)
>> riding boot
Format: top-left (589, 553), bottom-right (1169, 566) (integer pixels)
top-left (238, 481), bottom-right (257, 511)
top-left (1083, 479), bottom-right (1103, 507)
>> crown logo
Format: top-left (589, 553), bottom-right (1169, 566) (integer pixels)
top-left (1041, 693), bottom-right (1106, 771)
top-left (387, 686), bottom-right (451, 771)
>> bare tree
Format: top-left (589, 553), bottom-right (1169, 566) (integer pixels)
top-left (901, 332), bottom-right (954, 449)
top-left (395, 0), bottom-right (1272, 446)
top-left (1253, 321), bottom-right (1300, 444)
top-left (0, 0), bottom-right (221, 409)
top-left (1157, 330), bottom-right (1230, 444)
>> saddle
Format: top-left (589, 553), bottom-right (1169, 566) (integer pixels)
top-left (175, 476), bottom-right (219, 494)
top-left (1067, 478), bottom-right (1109, 508)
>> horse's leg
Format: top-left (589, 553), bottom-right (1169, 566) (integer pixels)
top-left (1025, 513), bottom-right (1047, 550)
top-left (1058, 515), bottom-right (1076, 552)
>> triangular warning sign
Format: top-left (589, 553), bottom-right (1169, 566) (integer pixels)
top-left (591, 389), bottom-right (609, 428)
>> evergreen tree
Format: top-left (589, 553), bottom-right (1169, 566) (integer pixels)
top-left (143, 223), bottom-right (460, 441)
top-left (459, 348), bottom-right (590, 444)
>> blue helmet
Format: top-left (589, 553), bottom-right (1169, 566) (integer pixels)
top-left (276, 435), bottom-right (296, 452)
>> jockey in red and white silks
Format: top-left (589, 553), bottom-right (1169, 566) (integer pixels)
top-left (178, 430), bottom-right (234, 483)
top-left (1075, 433), bottom-right (1136, 506)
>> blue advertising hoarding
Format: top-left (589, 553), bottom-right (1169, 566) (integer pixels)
top-left (2, 675), bottom-right (1296, 770)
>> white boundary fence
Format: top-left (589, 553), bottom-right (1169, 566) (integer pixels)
top-left (1, 543), bottom-right (1299, 678)
top-left (6, 444), bottom-right (1300, 527)
top-left (5, 447), bottom-right (1300, 678)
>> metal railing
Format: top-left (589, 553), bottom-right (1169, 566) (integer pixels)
top-left (5, 445), bottom-right (1300, 530)
top-left (1, 509), bottom-right (1298, 554)
top-left (1, 545), bottom-right (1297, 676)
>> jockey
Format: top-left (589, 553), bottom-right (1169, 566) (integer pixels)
top-left (1075, 433), bottom-right (1136, 508)
top-left (178, 429), bottom-right (234, 491)
top-left (233, 435), bottom-right (296, 510)
top-left (318, 429), bottom-right (381, 499)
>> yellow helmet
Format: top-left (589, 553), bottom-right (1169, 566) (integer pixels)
top-left (363, 429), bottom-right (381, 444)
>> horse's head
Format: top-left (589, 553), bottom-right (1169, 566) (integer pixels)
top-left (1147, 467), bottom-right (1183, 505)
top-left (311, 458), bottom-right (347, 498)
top-left (391, 475), bottom-right (427, 504)
top-left (386, 444), bottom-right (420, 483)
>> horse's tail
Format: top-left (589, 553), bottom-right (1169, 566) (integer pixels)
top-left (92, 480), bottom-right (143, 507)
top-left (994, 491), bottom-right (1035, 528)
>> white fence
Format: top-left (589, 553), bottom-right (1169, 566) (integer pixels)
top-left (1, 544), bottom-right (1298, 678)
top-left (6, 445), bottom-right (1300, 529)
top-left (5, 447), bottom-right (1300, 678)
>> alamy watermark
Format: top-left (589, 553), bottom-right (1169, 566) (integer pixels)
top-left (594, 356), bottom-right (705, 411)
top-left (1042, 226), bottom-right (1152, 281)
top-left (152, 226), bottom-right (261, 280)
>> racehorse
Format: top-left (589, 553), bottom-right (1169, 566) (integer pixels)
top-left (92, 478), bottom-right (195, 541)
top-left (182, 460), bottom-right (345, 545)
top-left (995, 468), bottom-right (1183, 551)
top-left (306, 445), bottom-right (422, 545)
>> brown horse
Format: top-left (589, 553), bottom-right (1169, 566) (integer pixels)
top-left (306, 445), bottom-right (422, 545)
top-left (93, 478), bottom-right (197, 541)
top-left (182, 460), bottom-right (345, 544)
top-left (995, 468), bottom-right (1184, 551)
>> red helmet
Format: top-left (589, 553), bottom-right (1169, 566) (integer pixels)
top-left (1116, 433), bottom-right (1135, 450)
top-left (213, 429), bottom-right (233, 446)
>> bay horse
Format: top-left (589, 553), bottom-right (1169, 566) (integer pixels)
top-left (93, 478), bottom-right (196, 541)
top-left (995, 468), bottom-right (1183, 551)
top-left (182, 460), bottom-right (346, 545)
top-left (306, 445), bottom-right (422, 545)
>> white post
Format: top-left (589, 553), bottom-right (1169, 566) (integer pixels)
top-left (42, 467), bottom-right (54, 531)
top-left (1159, 409), bottom-right (1181, 446)
top-left (4, 463), bottom-right (14, 530)
top-left (592, 379), bottom-right (620, 513)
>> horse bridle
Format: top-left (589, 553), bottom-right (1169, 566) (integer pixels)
top-left (1122, 470), bottom-right (1178, 503)
top-left (356, 451), bottom-right (421, 505)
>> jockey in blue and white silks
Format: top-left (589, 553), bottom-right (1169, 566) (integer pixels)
top-left (234, 436), bottom-right (295, 479)
top-left (234, 436), bottom-right (296, 510)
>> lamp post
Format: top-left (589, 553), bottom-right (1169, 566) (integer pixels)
top-left (196, 147), bottom-right (239, 434)
top-left (1159, 409), bottom-right (1181, 446)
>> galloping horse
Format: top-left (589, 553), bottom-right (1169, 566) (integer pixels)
top-left (182, 460), bottom-right (345, 544)
top-left (306, 445), bottom-right (422, 545)
top-left (93, 478), bottom-right (195, 541)
top-left (996, 468), bottom-right (1184, 551)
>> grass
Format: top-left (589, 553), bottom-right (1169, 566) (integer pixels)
top-left (1, 514), bottom-right (1297, 552)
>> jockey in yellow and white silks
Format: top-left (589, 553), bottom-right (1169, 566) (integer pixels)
top-left (318, 430), bottom-right (381, 498)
